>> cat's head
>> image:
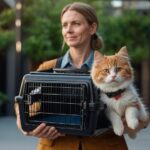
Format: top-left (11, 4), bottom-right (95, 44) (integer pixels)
top-left (91, 46), bottom-right (134, 92)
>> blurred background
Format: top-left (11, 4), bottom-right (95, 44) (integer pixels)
top-left (0, 0), bottom-right (150, 116)
top-left (0, 0), bottom-right (150, 150)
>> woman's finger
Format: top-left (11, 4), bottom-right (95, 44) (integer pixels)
top-left (30, 123), bottom-right (46, 136)
top-left (50, 132), bottom-right (64, 140)
top-left (46, 127), bottom-right (58, 138)
top-left (35, 126), bottom-right (51, 137)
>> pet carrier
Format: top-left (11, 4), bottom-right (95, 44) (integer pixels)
top-left (15, 69), bottom-right (110, 136)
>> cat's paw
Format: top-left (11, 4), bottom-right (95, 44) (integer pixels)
top-left (127, 118), bottom-right (139, 129)
top-left (140, 114), bottom-right (149, 122)
top-left (113, 124), bottom-right (124, 136)
top-left (128, 132), bottom-right (137, 139)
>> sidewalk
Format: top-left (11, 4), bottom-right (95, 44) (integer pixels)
top-left (124, 123), bottom-right (150, 150)
top-left (0, 116), bottom-right (150, 150)
top-left (0, 116), bottom-right (37, 150)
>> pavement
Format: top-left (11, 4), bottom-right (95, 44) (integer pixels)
top-left (0, 116), bottom-right (37, 150)
top-left (0, 116), bottom-right (150, 150)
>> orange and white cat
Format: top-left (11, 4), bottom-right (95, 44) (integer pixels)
top-left (91, 46), bottom-right (149, 137)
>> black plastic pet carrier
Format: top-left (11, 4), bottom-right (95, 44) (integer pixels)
top-left (15, 69), bottom-right (110, 136)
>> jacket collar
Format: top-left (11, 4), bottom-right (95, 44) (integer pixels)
top-left (61, 50), bottom-right (94, 70)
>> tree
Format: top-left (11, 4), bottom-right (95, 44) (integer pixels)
top-left (100, 11), bottom-right (150, 62)
top-left (22, 0), bottom-right (61, 62)
top-left (22, 0), bottom-right (150, 63)
top-left (21, 0), bottom-right (111, 63)
top-left (0, 8), bottom-right (15, 57)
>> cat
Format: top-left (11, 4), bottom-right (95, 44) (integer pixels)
top-left (91, 46), bottom-right (149, 137)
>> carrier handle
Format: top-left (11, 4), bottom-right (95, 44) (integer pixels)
top-left (53, 68), bottom-right (90, 74)
top-left (15, 95), bottom-right (37, 132)
top-left (15, 95), bottom-right (23, 103)
top-left (30, 68), bottom-right (90, 75)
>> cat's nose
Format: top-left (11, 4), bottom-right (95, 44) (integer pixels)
top-left (112, 75), bottom-right (116, 80)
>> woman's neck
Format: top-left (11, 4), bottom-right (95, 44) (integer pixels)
top-left (69, 46), bottom-right (91, 68)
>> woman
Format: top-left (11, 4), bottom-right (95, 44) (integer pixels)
top-left (15, 2), bottom-right (148, 150)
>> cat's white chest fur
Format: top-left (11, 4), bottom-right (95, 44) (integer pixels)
top-left (100, 84), bottom-right (148, 137)
top-left (101, 85), bottom-right (138, 116)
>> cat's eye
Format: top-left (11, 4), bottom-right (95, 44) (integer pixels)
top-left (104, 69), bottom-right (109, 73)
top-left (115, 67), bottom-right (122, 72)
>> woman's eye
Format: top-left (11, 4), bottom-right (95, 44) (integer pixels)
top-left (62, 23), bottom-right (67, 28)
top-left (73, 22), bottom-right (80, 26)
top-left (76, 23), bottom-right (80, 25)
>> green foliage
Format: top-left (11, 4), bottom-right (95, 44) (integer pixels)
top-left (0, 8), bottom-right (15, 27)
top-left (100, 11), bottom-right (150, 62)
top-left (22, 0), bottom-right (66, 62)
top-left (1, 1), bottom-right (149, 63)
top-left (0, 8), bottom-right (15, 56)
top-left (22, 0), bottom-right (150, 63)
top-left (0, 29), bottom-right (14, 50)
top-left (22, 0), bottom-right (111, 62)
top-left (0, 91), bottom-right (7, 106)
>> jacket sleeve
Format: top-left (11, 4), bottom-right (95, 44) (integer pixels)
top-left (36, 59), bottom-right (57, 71)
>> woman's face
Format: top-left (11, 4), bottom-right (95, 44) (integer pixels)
top-left (61, 10), bottom-right (96, 49)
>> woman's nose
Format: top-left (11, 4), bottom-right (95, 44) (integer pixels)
top-left (66, 24), bottom-right (73, 33)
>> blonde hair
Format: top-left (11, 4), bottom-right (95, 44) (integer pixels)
top-left (61, 2), bottom-right (103, 50)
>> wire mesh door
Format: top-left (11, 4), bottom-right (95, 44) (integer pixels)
top-left (23, 81), bottom-right (89, 130)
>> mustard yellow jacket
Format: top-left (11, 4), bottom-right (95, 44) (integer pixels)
top-left (37, 130), bottom-right (128, 150)
top-left (36, 59), bottom-right (128, 150)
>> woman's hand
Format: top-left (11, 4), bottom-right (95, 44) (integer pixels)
top-left (15, 103), bottom-right (65, 140)
top-left (26, 123), bottom-right (65, 140)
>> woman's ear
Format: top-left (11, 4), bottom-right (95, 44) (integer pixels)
top-left (90, 22), bottom-right (97, 35)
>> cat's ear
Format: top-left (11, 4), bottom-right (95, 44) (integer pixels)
top-left (117, 46), bottom-right (129, 58)
top-left (94, 51), bottom-right (104, 63)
